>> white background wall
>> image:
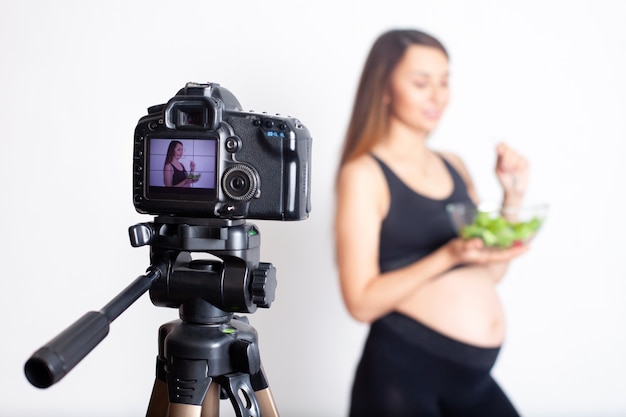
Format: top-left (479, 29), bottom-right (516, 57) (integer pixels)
top-left (1, 1), bottom-right (625, 416)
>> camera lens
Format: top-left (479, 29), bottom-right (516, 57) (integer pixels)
top-left (222, 164), bottom-right (259, 202)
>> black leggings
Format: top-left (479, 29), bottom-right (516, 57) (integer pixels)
top-left (349, 312), bottom-right (520, 417)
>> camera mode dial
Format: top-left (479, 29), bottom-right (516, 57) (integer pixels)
top-left (222, 164), bottom-right (260, 202)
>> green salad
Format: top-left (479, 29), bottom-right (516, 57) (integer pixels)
top-left (460, 211), bottom-right (543, 248)
top-left (187, 173), bottom-right (202, 180)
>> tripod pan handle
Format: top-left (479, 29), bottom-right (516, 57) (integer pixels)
top-left (24, 311), bottom-right (110, 388)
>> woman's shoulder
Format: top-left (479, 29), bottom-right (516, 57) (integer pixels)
top-left (438, 150), bottom-right (462, 165)
top-left (336, 153), bottom-right (390, 218)
top-left (438, 150), bottom-right (478, 201)
top-left (439, 150), bottom-right (469, 176)
top-left (338, 153), bottom-right (385, 184)
top-left (337, 153), bottom-right (389, 198)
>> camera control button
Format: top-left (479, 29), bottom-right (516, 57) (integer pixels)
top-left (264, 120), bottom-right (275, 128)
top-left (225, 136), bottom-right (242, 153)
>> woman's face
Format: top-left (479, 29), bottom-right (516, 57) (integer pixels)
top-left (174, 143), bottom-right (184, 159)
top-left (386, 45), bottom-right (450, 135)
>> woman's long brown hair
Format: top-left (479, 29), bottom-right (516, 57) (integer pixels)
top-left (337, 29), bottom-right (448, 170)
top-left (164, 140), bottom-right (183, 167)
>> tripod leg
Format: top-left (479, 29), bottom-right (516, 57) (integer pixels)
top-left (147, 378), bottom-right (169, 417)
top-left (147, 323), bottom-right (176, 417)
top-left (252, 367), bottom-right (279, 417)
top-left (146, 375), bottom-right (219, 417)
top-left (256, 387), bottom-right (279, 417)
top-left (168, 403), bottom-right (203, 417)
top-left (200, 382), bottom-right (220, 417)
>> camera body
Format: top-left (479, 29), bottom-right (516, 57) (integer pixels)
top-left (133, 82), bottom-right (312, 220)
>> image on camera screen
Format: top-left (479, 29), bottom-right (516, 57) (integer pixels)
top-left (148, 138), bottom-right (217, 199)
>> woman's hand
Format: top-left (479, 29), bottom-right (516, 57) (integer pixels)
top-left (495, 143), bottom-right (528, 205)
top-left (446, 237), bottom-right (528, 265)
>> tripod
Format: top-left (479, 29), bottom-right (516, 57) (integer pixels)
top-left (25, 216), bottom-right (279, 417)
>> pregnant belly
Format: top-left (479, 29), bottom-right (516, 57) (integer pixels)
top-left (396, 265), bottom-right (506, 347)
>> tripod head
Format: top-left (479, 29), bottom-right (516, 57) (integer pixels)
top-left (24, 216), bottom-right (277, 389)
top-left (132, 216), bottom-right (277, 319)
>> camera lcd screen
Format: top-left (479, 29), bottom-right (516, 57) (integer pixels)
top-left (147, 137), bottom-right (217, 201)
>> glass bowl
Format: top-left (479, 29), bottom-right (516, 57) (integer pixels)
top-left (446, 202), bottom-right (549, 248)
top-left (187, 173), bottom-right (202, 181)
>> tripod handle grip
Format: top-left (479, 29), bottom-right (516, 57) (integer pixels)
top-left (24, 270), bottom-right (161, 389)
top-left (24, 311), bottom-right (110, 388)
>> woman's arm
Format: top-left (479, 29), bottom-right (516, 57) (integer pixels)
top-left (443, 147), bottom-right (530, 282)
top-left (164, 163), bottom-right (174, 187)
top-left (496, 142), bottom-right (529, 208)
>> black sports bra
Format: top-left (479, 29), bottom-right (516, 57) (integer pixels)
top-left (170, 163), bottom-right (188, 186)
top-left (372, 154), bottom-right (473, 273)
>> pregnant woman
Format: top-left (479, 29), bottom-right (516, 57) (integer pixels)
top-left (334, 28), bottom-right (529, 416)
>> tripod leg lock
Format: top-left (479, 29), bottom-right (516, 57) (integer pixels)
top-left (165, 358), bottom-right (212, 406)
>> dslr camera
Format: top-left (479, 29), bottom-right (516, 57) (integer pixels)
top-left (133, 82), bottom-right (312, 220)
